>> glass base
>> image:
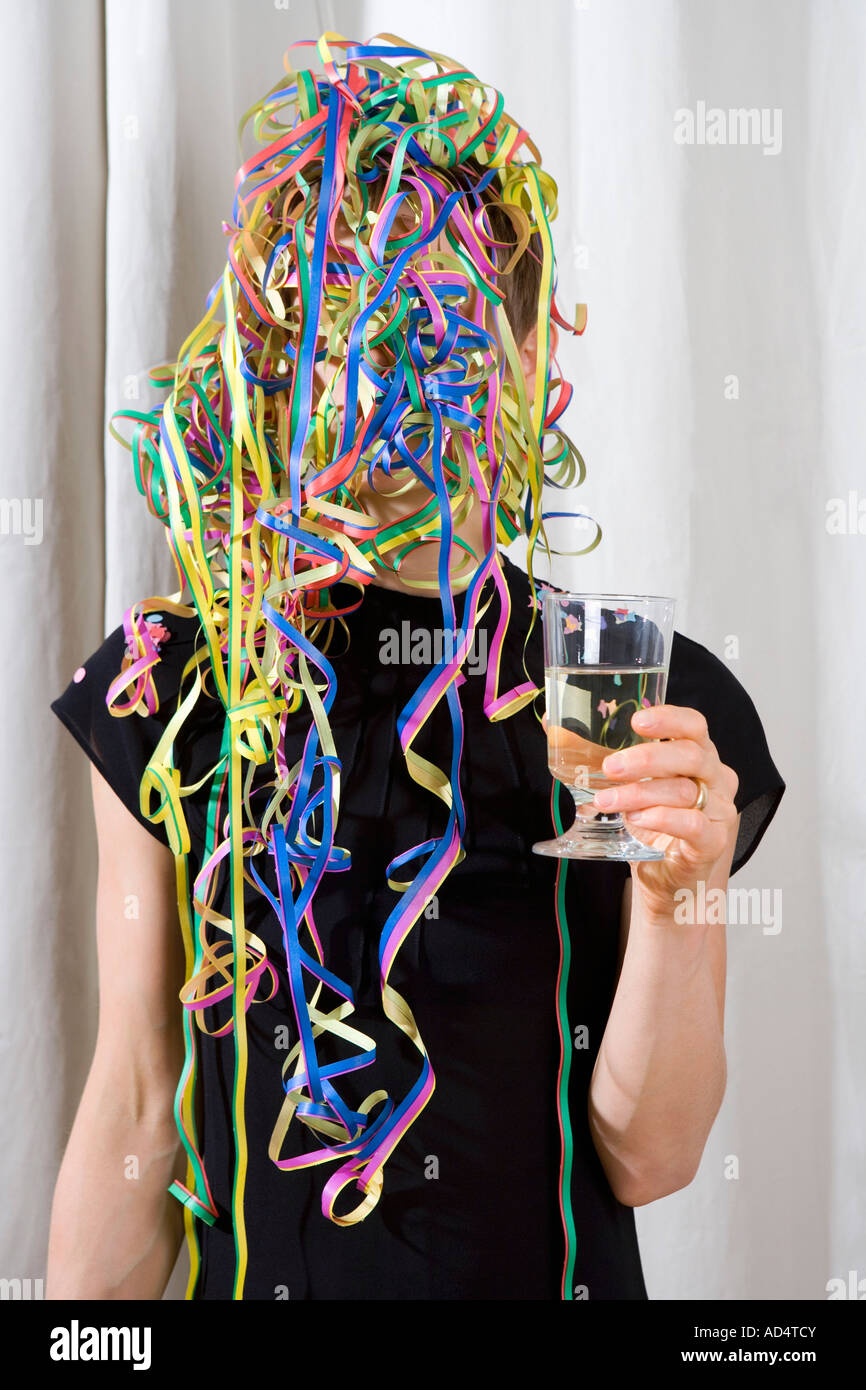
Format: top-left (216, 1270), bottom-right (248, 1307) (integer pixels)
top-left (532, 805), bottom-right (666, 862)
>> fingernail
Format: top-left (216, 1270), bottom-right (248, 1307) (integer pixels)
top-left (603, 754), bottom-right (624, 774)
top-left (594, 790), bottom-right (614, 809)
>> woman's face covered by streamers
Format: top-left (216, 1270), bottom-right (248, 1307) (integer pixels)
top-left (302, 198), bottom-right (554, 588)
top-left (262, 142), bottom-right (562, 595)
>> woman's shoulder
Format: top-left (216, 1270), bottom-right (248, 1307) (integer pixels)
top-left (65, 606), bottom-right (211, 706)
top-left (667, 628), bottom-right (764, 734)
top-left (50, 604), bottom-right (222, 849)
top-left (666, 630), bottom-right (786, 873)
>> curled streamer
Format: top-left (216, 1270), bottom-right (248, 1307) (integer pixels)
top-left (106, 31), bottom-right (599, 1299)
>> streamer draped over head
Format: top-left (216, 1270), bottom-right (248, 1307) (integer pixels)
top-left (107, 30), bottom-right (598, 1299)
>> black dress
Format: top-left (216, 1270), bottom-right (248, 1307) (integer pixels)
top-left (50, 552), bottom-right (785, 1300)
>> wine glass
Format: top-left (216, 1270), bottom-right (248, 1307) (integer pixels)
top-left (532, 591), bottom-right (676, 860)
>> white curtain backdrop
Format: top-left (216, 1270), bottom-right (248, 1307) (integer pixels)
top-left (5, 0), bottom-right (863, 1300)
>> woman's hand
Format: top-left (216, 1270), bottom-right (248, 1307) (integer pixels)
top-left (591, 703), bottom-right (740, 922)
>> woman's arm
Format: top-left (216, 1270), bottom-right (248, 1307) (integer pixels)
top-left (587, 822), bottom-right (733, 1206)
top-left (46, 764), bottom-right (188, 1299)
top-left (586, 701), bottom-right (741, 1207)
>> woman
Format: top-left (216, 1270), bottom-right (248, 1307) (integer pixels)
top-left (47, 33), bottom-right (785, 1300)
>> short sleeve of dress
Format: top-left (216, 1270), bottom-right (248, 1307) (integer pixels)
top-left (50, 612), bottom-right (200, 847)
top-left (666, 631), bottom-right (786, 877)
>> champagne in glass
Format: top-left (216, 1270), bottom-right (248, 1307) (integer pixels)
top-left (532, 592), bottom-right (676, 860)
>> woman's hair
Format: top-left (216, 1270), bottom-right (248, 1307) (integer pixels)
top-left (106, 32), bottom-right (596, 1296)
top-left (303, 146), bottom-right (546, 348)
top-left (463, 162), bottom-right (544, 348)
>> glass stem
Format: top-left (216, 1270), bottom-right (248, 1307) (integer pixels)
top-left (566, 784), bottom-right (623, 831)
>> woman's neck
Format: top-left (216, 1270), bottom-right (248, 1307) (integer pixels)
top-left (356, 476), bottom-right (492, 596)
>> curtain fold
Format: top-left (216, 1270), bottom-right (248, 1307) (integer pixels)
top-left (1, 0), bottom-right (107, 1291)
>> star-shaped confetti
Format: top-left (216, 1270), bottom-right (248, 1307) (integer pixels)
top-left (124, 615), bottom-right (172, 660)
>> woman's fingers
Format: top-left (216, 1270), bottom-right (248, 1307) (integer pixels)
top-left (593, 775), bottom-right (715, 815)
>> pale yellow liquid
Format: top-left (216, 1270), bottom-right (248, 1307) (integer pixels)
top-left (545, 664), bottom-right (666, 795)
